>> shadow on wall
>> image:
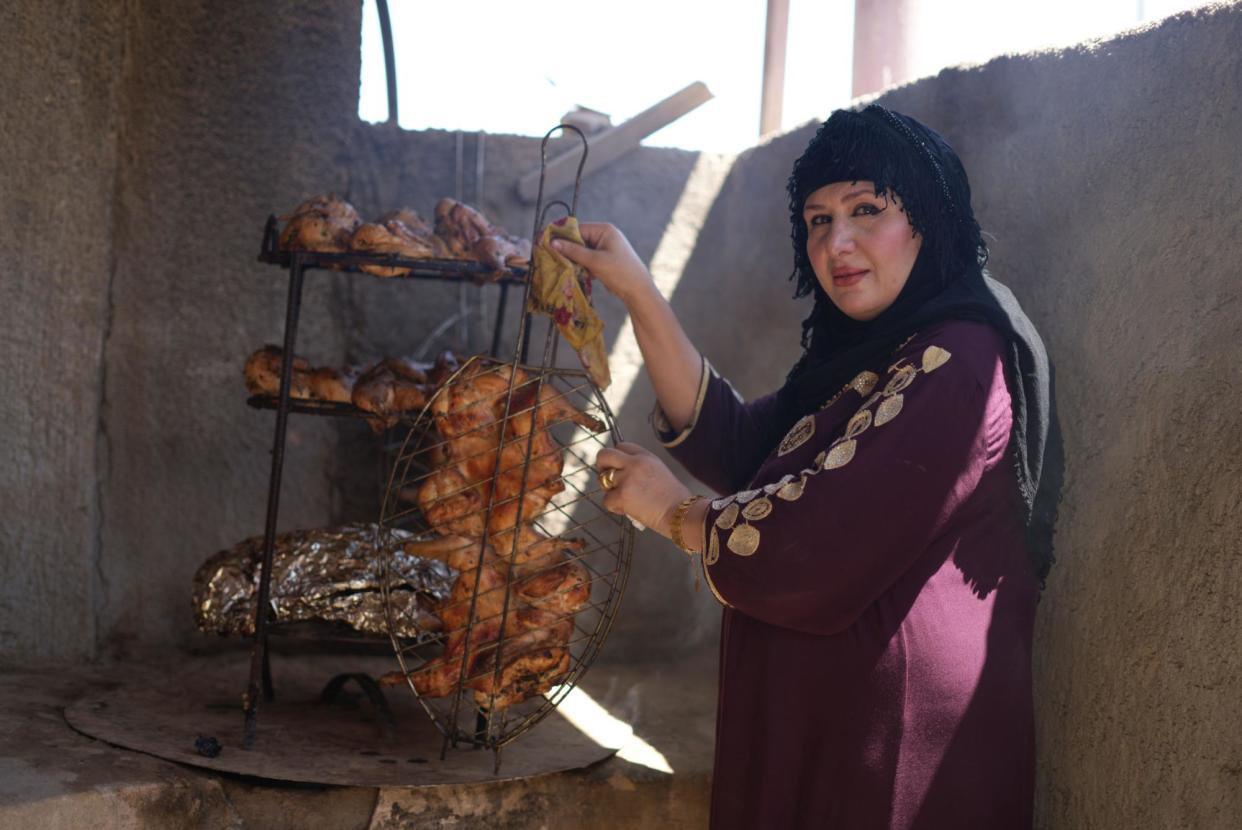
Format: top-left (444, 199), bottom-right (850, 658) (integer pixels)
top-left (603, 127), bottom-right (815, 659)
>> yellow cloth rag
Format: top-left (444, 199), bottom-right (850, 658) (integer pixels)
top-left (529, 217), bottom-right (611, 390)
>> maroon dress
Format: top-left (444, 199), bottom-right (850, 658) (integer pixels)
top-left (654, 320), bottom-right (1038, 829)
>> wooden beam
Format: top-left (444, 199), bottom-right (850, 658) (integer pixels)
top-left (517, 82), bottom-right (714, 204)
top-left (759, 0), bottom-right (790, 137)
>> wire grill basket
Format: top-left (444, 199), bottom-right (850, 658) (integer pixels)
top-left (376, 125), bottom-right (632, 767)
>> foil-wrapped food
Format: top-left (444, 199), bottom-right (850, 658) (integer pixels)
top-left (193, 524), bottom-right (454, 639)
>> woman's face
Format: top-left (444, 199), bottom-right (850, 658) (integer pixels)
top-left (802, 181), bottom-right (922, 321)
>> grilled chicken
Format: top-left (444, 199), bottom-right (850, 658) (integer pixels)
top-left (434, 198), bottom-right (530, 275)
top-left (243, 345), bottom-right (312, 398)
top-left (278, 194), bottom-right (361, 254)
top-left (308, 366), bottom-right (357, 403)
top-left (417, 361), bottom-right (603, 540)
top-left (381, 537), bottom-right (577, 708)
top-left (351, 219), bottom-right (446, 277)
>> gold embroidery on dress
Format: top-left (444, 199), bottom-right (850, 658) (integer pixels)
top-left (845, 409), bottom-right (872, 439)
top-left (741, 496), bottom-right (773, 521)
top-left (884, 363), bottom-right (917, 396)
top-left (875, 394), bottom-right (904, 426)
top-left (824, 439), bottom-right (857, 469)
top-left (776, 476), bottom-right (805, 501)
top-left (715, 339), bottom-right (953, 558)
top-left (777, 415), bottom-right (816, 457)
top-left (819, 369), bottom-right (883, 411)
top-left (727, 524), bottom-right (760, 556)
top-left (763, 474), bottom-right (795, 495)
top-left (922, 345), bottom-right (952, 373)
top-left (851, 370), bottom-right (879, 397)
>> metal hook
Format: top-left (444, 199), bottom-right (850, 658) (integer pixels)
top-left (530, 124), bottom-right (589, 244)
top-left (538, 200), bottom-right (574, 229)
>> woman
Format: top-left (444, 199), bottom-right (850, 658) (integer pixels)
top-left (554, 105), bottom-right (1059, 829)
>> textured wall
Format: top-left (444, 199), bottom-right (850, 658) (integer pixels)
top-left (97, 0), bottom-right (363, 656)
top-left (0, 2), bottom-right (123, 662)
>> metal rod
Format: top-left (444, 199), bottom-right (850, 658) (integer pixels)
top-left (257, 245), bottom-right (526, 283)
top-left (261, 647), bottom-right (273, 703)
top-left (471, 132), bottom-right (486, 350)
top-left (490, 283), bottom-right (509, 358)
top-left (244, 254), bottom-right (306, 748)
top-left (519, 124), bottom-right (588, 365)
top-left (376, 0), bottom-right (398, 126)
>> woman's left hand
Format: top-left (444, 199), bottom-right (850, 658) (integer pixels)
top-left (595, 442), bottom-right (692, 538)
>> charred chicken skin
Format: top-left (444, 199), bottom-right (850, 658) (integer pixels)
top-left (417, 361), bottom-right (602, 540)
top-left (243, 345), bottom-right (312, 399)
top-left (386, 358), bottom-right (605, 709)
top-left (434, 198), bottom-right (531, 275)
top-left (350, 213), bottom-right (448, 277)
top-left (382, 537), bottom-right (581, 708)
top-left (278, 196), bottom-right (529, 277)
top-left (278, 194), bottom-right (361, 255)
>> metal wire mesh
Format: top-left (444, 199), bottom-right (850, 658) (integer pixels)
top-left (376, 355), bottom-right (632, 756)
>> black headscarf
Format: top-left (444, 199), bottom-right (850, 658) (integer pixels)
top-left (775, 105), bottom-right (1062, 584)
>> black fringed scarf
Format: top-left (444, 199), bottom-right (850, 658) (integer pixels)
top-left (775, 105), bottom-right (1062, 584)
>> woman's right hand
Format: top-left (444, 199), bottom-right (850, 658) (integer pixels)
top-left (557, 221), bottom-right (704, 430)
top-left (551, 222), bottom-right (654, 309)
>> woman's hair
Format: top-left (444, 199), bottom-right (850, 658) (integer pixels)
top-left (786, 105), bottom-right (989, 350)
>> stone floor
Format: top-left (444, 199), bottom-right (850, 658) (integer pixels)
top-left (0, 650), bottom-right (716, 829)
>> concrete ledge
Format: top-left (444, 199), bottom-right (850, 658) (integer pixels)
top-left (0, 654), bottom-right (715, 829)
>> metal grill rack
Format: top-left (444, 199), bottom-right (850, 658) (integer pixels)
top-left (242, 222), bottom-right (526, 748)
top-left (376, 359), bottom-right (632, 763)
top-left (374, 124), bottom-right (633, 772)
top-left (242, 125), bottom-right (632, 774)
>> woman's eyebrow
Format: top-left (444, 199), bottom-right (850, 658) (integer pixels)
top-left (803, 188), bottom-right (877, 213)
top-left (841, 188), bottom-right (877, 202)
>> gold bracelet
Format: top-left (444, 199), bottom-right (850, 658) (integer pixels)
top-left (671, 495), bottom-right (705, 555)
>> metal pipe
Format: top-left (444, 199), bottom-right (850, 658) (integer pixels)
top-left (376, 0), bottom-right (398, 125)
top-left (243, 254), bottom-right (307, 748)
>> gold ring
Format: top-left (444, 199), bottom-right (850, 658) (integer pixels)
top-left (599, 468), bottom-right (616, 490)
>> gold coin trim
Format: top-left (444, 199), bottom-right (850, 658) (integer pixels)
top-left (727, 524), bottom-right (760, 556)
top-left (741, 497), bottom-right (773, 521)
